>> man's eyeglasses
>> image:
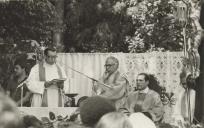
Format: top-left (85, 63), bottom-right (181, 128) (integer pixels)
top-left (104, 64), bottom-right (115, 67)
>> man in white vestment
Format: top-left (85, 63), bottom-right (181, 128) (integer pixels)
top-left (173, 73), bottom-right (196, 123)
top-left (27, 47), bottom-right (69, 107)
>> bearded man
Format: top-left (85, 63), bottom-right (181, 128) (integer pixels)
top-left (93, 56), bottom-right (128, 110)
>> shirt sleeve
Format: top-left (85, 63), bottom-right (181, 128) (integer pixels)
top-left (57, 65), bottom-right (72, 94)
top-left (26, 64), bottom-right (45, 94)
top-left (146, 92), bottom-right (164, 122)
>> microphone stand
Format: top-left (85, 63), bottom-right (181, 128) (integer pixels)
top-left (66, 65), bottom-right (112, 89)
top-left (17, 80), bottom-right (27, 107)
top-left (65, 66), bottom-right (112, 104)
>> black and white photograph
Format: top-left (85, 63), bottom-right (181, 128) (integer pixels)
top-left (0, 0), bottom-right (203, 128)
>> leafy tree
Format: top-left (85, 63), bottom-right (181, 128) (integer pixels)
top-left (0, 0), bottom-right (58, 53)
top-left (64, 0), bottom-right (135, 52)
top-left (125, 0), bottom-right (199, 53)
top-left (0, 0), bottom-right (200, 53)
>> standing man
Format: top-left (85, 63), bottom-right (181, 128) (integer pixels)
top-left (124, 73), bottom-right (164, 122)
top-left (6, 59), bottom-right (32, 107)
top-left (27, 47), bottom-right (69, 107)
top-left (93, 56), bottom-right (128, 110)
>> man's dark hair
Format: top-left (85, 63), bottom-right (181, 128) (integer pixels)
top-left (76, 96), bottom-right (89, 107)
top-left (80, 96), bottom-right (116, 127)
top-left (138, 73), bottom-right (149, 81)
top-left (14, 59), bottom-right (27, 69)
top-left (44, 47), bottom-right (57, 56)
top-left (138, 73), bottom-right (163, 94)
top-left (23, 115), bottom-right (43, 128)
top-left (148, 74), bottom-right (163, 94)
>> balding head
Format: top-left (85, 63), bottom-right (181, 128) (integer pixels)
top-left (105, 56), bottom-right (119, 74)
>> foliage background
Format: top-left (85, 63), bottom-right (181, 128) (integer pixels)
top-left (0, 0), bottom-right (200, 53)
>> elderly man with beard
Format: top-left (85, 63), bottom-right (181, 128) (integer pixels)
top-left (93, 56), bottom-right (128, 110)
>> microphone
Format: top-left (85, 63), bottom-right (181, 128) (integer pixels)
top-left (17, 80), bottom-right (28, 88)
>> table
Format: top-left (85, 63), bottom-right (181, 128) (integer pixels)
top-left (18, 107), bottom-right (78, 119)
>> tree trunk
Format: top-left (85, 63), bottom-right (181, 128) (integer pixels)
top-left (53, 0), bottom-right (64, 52)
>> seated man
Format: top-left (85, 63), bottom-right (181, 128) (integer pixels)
top-left (124, 73), bottom-right (164, 122)
top-left (6, 59), bottom-right (32, 107)
top-left (93, 56), bottom-right (129, 110)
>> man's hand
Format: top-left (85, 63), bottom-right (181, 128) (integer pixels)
top-left (96, 88), bottom-right (104, 95)
top-left (54, 80), bottom-right (64, 89)
top-left (44, 81), bottom-right (56, 88)
top-left (58, 83), bottom-right (64, 89)
top-left (44, 80), bottom-right (64, 89)
top-left (134, 103), bottom-right (143, 112)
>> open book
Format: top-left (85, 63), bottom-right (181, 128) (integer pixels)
top-left (52, 78), bottom-right (66, 83)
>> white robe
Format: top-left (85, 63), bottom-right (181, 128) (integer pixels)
top-left (172, 85), bottom-right (195, 123)
top-left (27, 62), bottom-right (69, 107)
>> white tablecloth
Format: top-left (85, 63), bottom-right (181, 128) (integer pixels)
top-left (18, 107), bottom-right (78, 119)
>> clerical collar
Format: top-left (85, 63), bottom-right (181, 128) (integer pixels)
top-left (44, 61), bottom-right (56, 67)
top-left (139, 87), bottom-right (149, 94)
